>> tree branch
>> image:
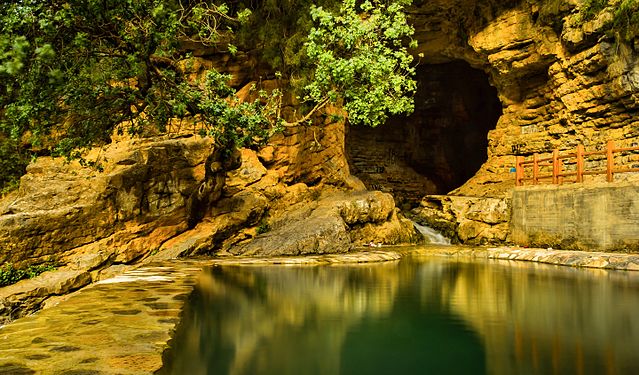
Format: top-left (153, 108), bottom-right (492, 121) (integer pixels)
top-left (281, 97), bottom-right (330, 127)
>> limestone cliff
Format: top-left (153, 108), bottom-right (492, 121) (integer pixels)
top-left (409, 0), bottom-right (638, 197)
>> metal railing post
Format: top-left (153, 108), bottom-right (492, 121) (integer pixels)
top-left (576, 144), bottom-right (584, 183)
top-left (607, 140), bottom-right (614, 182)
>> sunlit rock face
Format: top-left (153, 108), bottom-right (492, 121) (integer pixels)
top-left (0, 136), bottom-right (212, 268)
top-left (348, 0), bottom-right (639, 198)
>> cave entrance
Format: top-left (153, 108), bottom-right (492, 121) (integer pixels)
top-left (346, 60), bottom-right (502, 206)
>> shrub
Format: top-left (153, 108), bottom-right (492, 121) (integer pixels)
top-left (612, 0), bottom-right (639, 42)
top-left (0, 262), bottom-right (57, 287)
top-left (581, 0), bottom-right (609, 21)
top-left (256, 220), bottom-right (271, 235)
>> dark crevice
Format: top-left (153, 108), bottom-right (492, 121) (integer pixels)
top-left (346, 60), bottom-right (502, 206)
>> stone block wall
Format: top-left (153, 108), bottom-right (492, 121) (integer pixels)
top-left (511, 182), bottom-right (639, 251)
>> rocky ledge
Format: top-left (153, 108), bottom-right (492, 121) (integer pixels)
top-left (0, 134), bottom-right (421, 322)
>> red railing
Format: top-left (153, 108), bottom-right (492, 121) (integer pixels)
top-left (515, 141), bottom-right (639, 186)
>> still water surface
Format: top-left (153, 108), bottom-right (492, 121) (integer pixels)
top-left (164, 248), bottom-right (639, 375)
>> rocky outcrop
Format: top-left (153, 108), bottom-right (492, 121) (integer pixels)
top-left (411, 195), bottom-right (511, 245)
top-left (4, 0), bottom-right (639, 321)
top-left (408, 0), bottom-right (639, 197)
top-left (0, 136), bottom-right (418, 320)
top-left (232, 190), bottom-right (420, 256)
top-left (0, 135), bottom-right (214, 268)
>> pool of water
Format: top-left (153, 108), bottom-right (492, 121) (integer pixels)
top-left (162, 250), bottom-right (639, 375)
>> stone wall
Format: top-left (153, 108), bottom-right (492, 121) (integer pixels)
top-left (511, 182), bottom-right (639, 251)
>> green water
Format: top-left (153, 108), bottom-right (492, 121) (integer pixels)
top-left (163, 250), bottom-right (639, 375)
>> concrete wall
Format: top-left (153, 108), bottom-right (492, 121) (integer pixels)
top-left (511, 182), bottom-right (639, 252)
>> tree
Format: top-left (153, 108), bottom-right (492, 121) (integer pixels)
top-left (0, 0), bottom-right (418, 192)
top-left (300, 0), bottom-right (417, 128)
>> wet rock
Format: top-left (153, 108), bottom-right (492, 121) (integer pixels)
top-left (0, 269), bottom-right (92, 323)
top-left (412, 195), bottom-right (511, 246)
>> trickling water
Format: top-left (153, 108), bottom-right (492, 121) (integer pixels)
top-left (413, 222), bottom-right (451, 245)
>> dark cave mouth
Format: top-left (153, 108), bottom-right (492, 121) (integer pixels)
top-left (346, 60), bottom-right (503, 206)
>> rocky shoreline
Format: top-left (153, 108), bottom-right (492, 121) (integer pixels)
top-left (1, 245), bottom-right (639, 374)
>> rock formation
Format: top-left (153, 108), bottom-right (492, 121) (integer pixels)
top-left (408, 0), bottom-right (638, 197)
top-left (2, 0), bottom-right (639, 318)
top-left (0, 123), bottom-right (417, 320)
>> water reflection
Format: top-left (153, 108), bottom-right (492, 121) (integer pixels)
top-left (163, 251), bottom-right (639, 375)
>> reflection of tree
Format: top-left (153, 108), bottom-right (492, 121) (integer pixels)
top-left (166, 263), bottom-right (402, 375)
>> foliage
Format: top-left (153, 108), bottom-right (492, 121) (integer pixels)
top-left (256, 219), bottom-right (271, 235)
top-left (581, 0), bottom-right (608, 21)
top-left (302, 0), bottom-right (417, 128)
top-left (0, 137), bottom-right (29, 194)
top-left (0, 262), bottom-right (57, 287)
top-left (0, 1), bottom-right (271, 158)
top-left (234, 0), bottom-right (341, 75)
top-left (612, 0), bottom-right (639, 42)
top-left (578, 0), bottom-right (639, 43)
top-left (0, 0), bottom-right (418, 190)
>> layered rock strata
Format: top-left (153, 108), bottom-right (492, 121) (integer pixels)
top-left (0, 131), bottom-right (418, 320)
top-left (409, 0), bottom-right (639, 197)
top-left (411, 195), bottom-right (511, 245)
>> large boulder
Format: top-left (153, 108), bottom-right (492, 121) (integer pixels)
top-left (232, 190), bottom-right (420, 257)
top-left (0, 135), bottom-right (213, 268)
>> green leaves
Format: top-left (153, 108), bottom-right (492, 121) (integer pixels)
top-left (0, 0), bottom-right (419, 191)
top-left (613, 0), bottom-right (639, 42)
top-left (0, 262), bottom-right (57, 287)
top-left (303, 0), bottom-right (417, 127)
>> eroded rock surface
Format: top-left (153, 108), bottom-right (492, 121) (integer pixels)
top-left (409, 0), bottom-right (639, 197)
top-left (0, 135), bottom-right (213, 268)
top-left (232, 190), bottom-right (420, 257)
top-left (411, 195), bottom-right (511, 245)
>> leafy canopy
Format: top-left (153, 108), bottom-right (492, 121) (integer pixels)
top-left (303, 0), bottom-right (417, 128)
top-left (0, 0), bottom-right (417, 190)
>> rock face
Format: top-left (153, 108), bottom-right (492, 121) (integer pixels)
top-left (0, 135), bottom-right (213, 268)
top-left (347, 61), bottom-right (503, 201)
top-left (0, 130), bottom-right (417, 320)
top-left (406, 0), bottom-right (639, 197)
top-left (232, 190), bottom-right (420, 256)
top-left (3, 0), bottom-right (639, 318)
top-left (411, 195), bottom-right (511, 246)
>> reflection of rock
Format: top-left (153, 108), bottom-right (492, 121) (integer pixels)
top-left (439, 259), bottom-right (639, 375)
top-left (165, 263), bottom-right (401, 375)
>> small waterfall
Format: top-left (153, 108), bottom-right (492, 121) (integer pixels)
top-left (413, 222), bottom-right (451, 245)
